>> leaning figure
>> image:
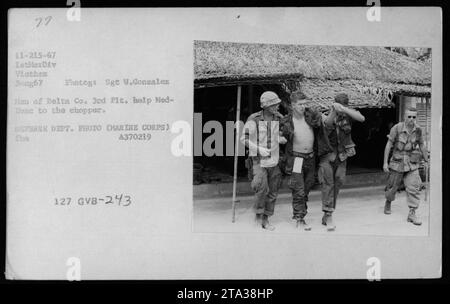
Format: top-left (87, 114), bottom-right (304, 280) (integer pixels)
top-left (280, 91), bottom-right (323, 231)
top-left (319, 93), bottom-right (365, 231)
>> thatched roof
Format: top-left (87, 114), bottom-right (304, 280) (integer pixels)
top-left (299, 79), bottom-right (431, 109)
top-left (194, 41), bottom-right (431, 101)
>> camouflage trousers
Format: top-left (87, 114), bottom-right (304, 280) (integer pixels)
top-left (385, 169), bottom-right (421, 209)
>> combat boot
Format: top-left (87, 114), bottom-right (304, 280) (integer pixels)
top-left (322, 212), bottom-right (336, 231)
top-left (262, 214), bottom-right (275, 231)
top-left (384, 200), bottom-right (392, 215)
top-left (296, 218), bottom-right (312, 231)
top-left (321, 213), bottom-right (328, 226)
top-left (407, 208), bottom-right (422, 225)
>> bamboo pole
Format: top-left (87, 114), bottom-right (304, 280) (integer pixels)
top-left (231, 85), bottom-right (242, 223)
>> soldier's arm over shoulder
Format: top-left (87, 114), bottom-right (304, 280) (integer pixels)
top-left (280, 115), bottom-right (290, 136)
top-left (321, 112), bottom-right (334, 129)
top-left (309, 107), bottom-right (323, 127)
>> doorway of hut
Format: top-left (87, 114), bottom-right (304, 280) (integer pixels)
top-left (193, 83), bottom-right (289, 185)
top-left (348, 106), bottom-right (397, 174)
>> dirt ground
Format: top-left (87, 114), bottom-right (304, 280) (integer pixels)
top-left (193, 185), bottom-right (429, 236)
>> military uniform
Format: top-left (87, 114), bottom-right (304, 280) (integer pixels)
top-left (385, 122), bottom-right (424, 210)
top-left (318, 113), bottom-right (356, 214)
top-left (243, 110), bottom-right (283, 217)
top-left (241, 91), bottom-right (284, 230)
top-left (316, 92), bottom-right (362, 231)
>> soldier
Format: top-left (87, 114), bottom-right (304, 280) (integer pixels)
top-left (319, 93), bottom-right (365, 231)
top-left (280, 91), bottom-right (323, 231)
top-left (383, 107), bottom-right (428, 225)
top-left (241, 91), bottom-right (287, 231)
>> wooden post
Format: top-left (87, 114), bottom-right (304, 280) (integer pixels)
top-left (232, 85), bottom-right (242, 222)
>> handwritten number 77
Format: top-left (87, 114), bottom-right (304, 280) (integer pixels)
top-left (35, 16), bottom-right (52, 28)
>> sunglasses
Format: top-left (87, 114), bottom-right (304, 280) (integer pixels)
top-left (407, 116), bottom-right (417, 119)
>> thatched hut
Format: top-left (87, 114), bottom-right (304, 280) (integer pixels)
top-left (193, 40), bottom-right (431, 182)
top-left (195, 40), bottom-right (430, 105)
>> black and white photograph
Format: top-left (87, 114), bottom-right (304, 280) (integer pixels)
top-left (193, 41), bottom-right (432, 236)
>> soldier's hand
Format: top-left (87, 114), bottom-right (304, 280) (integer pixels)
top-left (383, 163), bottom-right (389, 173)
top-left (332, 102), bottom-right (345, 113)
top-left (259, 147), bottom-right (271, 157)
top-left (279, 136), bottom-right (287, 145)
